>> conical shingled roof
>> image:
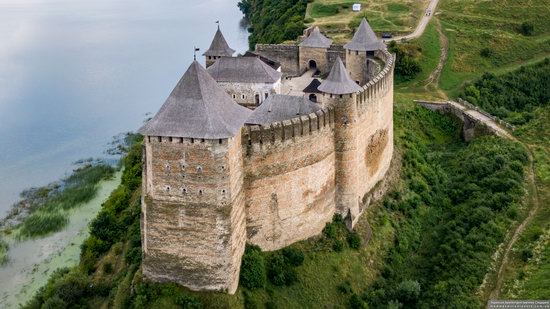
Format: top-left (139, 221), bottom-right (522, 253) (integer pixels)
top-left (318, 57), bottom-right (362, 94)
top-left (299, 26), bottom-right (333, 48)
top-left (203, 28), bottom-right (235, 57)
top-left (139, 61), bottom-right (251, 139)
top-left (246, 94), bottom-right (321, 125)
top-left (344, 18), bottom-right (385, 51)
top-left (207, 57), bottom-right (282, 83)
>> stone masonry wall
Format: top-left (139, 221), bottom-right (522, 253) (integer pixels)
top-left (141, 136), bottom-right (246, 294)
top-left (255, 44), bottom-right (300, 76)
top-left (241, 108), bottom-right (337, 251)
top-left (299, 46), bottom-right (329, 74)
top-left (354, 50), bottom-right (395, 224)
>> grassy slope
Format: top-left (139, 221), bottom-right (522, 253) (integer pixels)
top-left (432, 1), bottom-right (550, 300)
top-left (306, 0), bottom-right (428, 43)
top-left (438, 0), bottom-right (550, 97)
top-left (498, 107), bottom-right (550, 300)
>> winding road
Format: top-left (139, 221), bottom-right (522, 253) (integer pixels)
top-left (386, 0), bottom-right (440, 42)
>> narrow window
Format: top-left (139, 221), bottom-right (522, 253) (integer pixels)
top-left (201, 138), bottom-right (205, 143)
top-left (242, 94), bottom-right (245, 100)
top-left (197, 165), bottom-right (203, 172)
top-left (157, 136), bottom-right (162, 142)
top-left (199, 189), bottom-right (203, 195)
top-left (181, 188), bottom-right (187, 194)
top-left (219, 139), bottom-right (223, 144)
top-left (232, 94), bottom-right (236, 99)
top-left (168, 137), bottom-right (173, 142)
top-left (165, 186), bottom-right (171, 193)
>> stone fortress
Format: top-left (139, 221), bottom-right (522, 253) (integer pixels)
top-left (139, 19), bottom-right (395, 294)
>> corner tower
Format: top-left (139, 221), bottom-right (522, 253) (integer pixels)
top-left (299, 26), bottom-right (333, 74)
top-left (139, 61), bottom-right (251, 294)
top-left (344, 18), bottom-right (385, 85)
top-left (318, 57), bottom-right (362, 225)
top-left (203, 26), bottom-right (235, 68)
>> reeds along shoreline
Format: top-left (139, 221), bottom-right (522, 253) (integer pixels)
top-left (1, 161), bottom-right (116, 239)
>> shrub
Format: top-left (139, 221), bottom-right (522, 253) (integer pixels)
top-left (396, 280), bottom-right (421, 305)
top-left (519, 22), bottom-right (534, 36)
top-left (323, 222), bottom-right (337, 239)
top-left (520, 248), bottom-right (533, 262)
top-left (282, 247), bottom-right (304, 266)
top-left (338, 281), bottom-right (353, 294)
top-left (267, 253), bottom-right (297, 286)
top-left (480, 47), bottom-right (494, 58)
top-left (103, 262), bottom-right (113, 274)
top-left (175, 294), bottom-right (202, 309)
top-left (240, 245), bottom-right (267, 289)
top-left (347, 232), bottom-right (362, 249)
top-left (41, 296), bottom-right (67, 309)
top-left (349, 293), bottom-right (368, 309)
top-left (333, 239), bottom-right (344, 252)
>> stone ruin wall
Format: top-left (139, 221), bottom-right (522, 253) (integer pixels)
top-left (255, 44), bottom-right (300, 77)
top-left (241, 108), bottom-right (336, 251)
top-left (141, 136), bottom-right (246, 294)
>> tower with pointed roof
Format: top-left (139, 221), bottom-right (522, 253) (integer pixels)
top-left (319, 57), bottom-right (363, 223)
top-left (344, 18), bottom-right (386, 85)
top-left (139, 60), bottom-right (250, 294)
top-left (299, 26), bottom-right (333, 74)
top-left (203, 26), bottom-right (236, 68)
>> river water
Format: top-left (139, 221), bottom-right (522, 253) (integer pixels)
top-left (0, 0), bottom-right (249, 215)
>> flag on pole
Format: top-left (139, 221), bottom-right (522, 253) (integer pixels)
top-left (193, 46), bottom-right (200, 60)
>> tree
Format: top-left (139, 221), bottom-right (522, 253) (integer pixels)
top-left (519, 22), bottom-right (534, 36)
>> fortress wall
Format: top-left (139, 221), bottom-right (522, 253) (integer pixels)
top-left (327, 45), bottom-right (346, 70)
top-left (141, 136), bottom-right (246, 294)
top-left (354, 51), bottom-right (395, 218)
top-left (241, 108), bottom-right (337, 251)
top-left (255, 44), bottom-right (300, 76)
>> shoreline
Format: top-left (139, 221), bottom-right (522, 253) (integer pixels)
top-left (0, 171), bottom-right (122, 309)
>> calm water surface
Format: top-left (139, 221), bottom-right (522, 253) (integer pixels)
top-left (0, 0), bottom-right (249, 215)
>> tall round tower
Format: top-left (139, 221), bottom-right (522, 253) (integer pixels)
top-left (318, 57), bottom-right (363, 224)
top-left (138, 61), bottom-right (250, 294)
top-left (344, 18), bottom-right (386, 85)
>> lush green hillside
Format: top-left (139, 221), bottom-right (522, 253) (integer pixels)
top-left (460, 60), bottom-right (550, 301)
top-left (438, 0), bottom-right (550, 96)
top-left (460, 59), bottom-right (550, 125)
top-left (238, 0), bottom-right (308, 49)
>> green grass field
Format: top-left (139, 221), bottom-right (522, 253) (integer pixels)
top-left (306, 0), bottom-right (428, 43)
top-left (438, 0), bottom-right (550, 96)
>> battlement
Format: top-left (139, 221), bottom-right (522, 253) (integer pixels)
top-left (145, 135), bottom-right (230, 146)
top-left (356, 50), bottom-right (395, 115)
top-left (242, 107), bottom-right (335, 153)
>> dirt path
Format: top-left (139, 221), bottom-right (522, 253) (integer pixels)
top-left (387, 0), bottom-right (440, 42)
top-left (487, 143), bottom-right (542, 300)
top-left (424, 18), bottom-right (448, 99)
